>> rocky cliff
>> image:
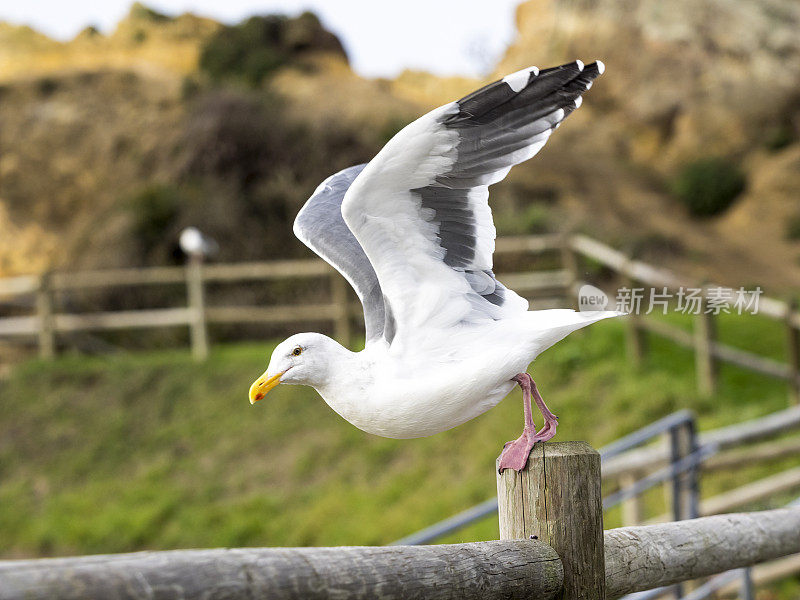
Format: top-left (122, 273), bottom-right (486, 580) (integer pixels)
top-left (0, 1), bottom-right (798, 290)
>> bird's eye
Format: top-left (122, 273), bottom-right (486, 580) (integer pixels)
top-left (292, 347), bottom-right (302, 356)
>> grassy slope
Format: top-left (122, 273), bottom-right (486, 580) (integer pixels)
top-left (1, 316), bottom-right (799, 561)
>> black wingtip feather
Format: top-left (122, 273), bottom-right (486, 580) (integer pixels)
top-left (446, 60), bottom-right (604, 128)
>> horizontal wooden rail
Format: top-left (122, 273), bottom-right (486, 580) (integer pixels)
top-left (646, 467), bottom-right (800, 525)
top-left (51, 267), bottom-right (186, 290)
top-left (604, 507), bottom-right (800, 597)
top-left (704, 405), bottom-right (800, 447)
top-left (0, 275), bottom-right (39, 296)
top-left (638, 319), bottom-right (794, 381)
top-left (0, 540), bottom-right (563, 600)
top-left (53, 308), bottom-right (193, 332)
top-left (0, 234), bottom-right (561, 296)
top-left (0, 316), bottom-right (38, 336)
top-left (758, 296), bottom-right (795, 323)
top-left (48, 260), bottom-right (334, 291)
top-left (700, 467), bottom-right (800, 516)
top-left (202, 260), bottom-right (333, 282)
top-left (494, 270), bottom-right (570, 293)
top-left (2, 233), bottom-right (798, 378)
top-left (568, 233), bottom-right (800, 331)
top-left (206, 304), bottom-right (340, 324)
top-left (0, 304), bottom-right (355, 336)
top-left (712, 340), bottom-right (794, 380)
top-left (0, 237), bottom-right (574, 352)
top-left (494, 234), bottom-right (562, 253)
top-left (636, 318), bottom-right (693, 346)
top-left (2, 508), bottom-right (798, 600)
top-left (704, 436), bottom-right (800, 472)
top-left (719, 553), bottom-right (800, 597)
top-left (570, 234), bottom-right (683, 289)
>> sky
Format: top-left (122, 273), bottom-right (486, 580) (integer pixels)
top-left (1, 0), bottom-right (521, 78)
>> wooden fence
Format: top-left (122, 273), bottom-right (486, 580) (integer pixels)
top-left (563, 234), bottom-right (800, 403)
top-left (0, 257), bottom-right (351, 362)
top-left (0, 235), bottom-right (570, 361)
top-left (1, 441), bottom-right (798, 599)
top-left (1, 233), bottom-right (799, 404)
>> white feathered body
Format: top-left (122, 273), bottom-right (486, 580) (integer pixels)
top-left (312, 309), bottom-right (617, 438)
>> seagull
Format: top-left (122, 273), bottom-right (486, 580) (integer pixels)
top-left (249, 60), bottom-right (621, 472)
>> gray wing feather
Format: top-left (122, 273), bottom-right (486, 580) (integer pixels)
top-left (293, 164), bottom-right (387, 342)
top-left (412, 60), bottom-right (604, 316)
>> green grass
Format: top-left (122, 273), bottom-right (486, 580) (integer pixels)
top-left (0, 319), bottom-right (798, 560)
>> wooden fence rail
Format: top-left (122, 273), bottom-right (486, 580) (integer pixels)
top-left (604, 508), bottom-right (800, 597)
top-left (1, 443), bottom-right (798, 600)
top-left (0, 542), bottom-right (564, 600)
top-left (567, 233), bottom-right (800, 402)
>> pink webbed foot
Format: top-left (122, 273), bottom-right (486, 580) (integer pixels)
top-left (497, 374), bottom-right (559, 473)
top-left (497, 425), bottom-right (558, 473)
top-left (498, 431), bottom-right (537, 472)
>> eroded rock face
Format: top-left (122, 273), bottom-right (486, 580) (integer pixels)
top-left (0, 6), bottom-right (221, 83)
top-left (497, 0), bottom-right (800, 168)
top-left (0, 0), bottom-right (798, 290)
top-left (0, 7), bottom-right (360, 277)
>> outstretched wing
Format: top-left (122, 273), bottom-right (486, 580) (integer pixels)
top-left (293, 164), bottom-right (387, 342)
top-left (342, 60), bottom-right (604, 346)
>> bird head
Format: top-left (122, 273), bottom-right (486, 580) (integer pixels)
top-left (248, 332), bottom-right (339, 403)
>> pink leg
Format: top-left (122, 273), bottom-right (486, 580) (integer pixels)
top-left (497, 374), bottom-right (559, 473)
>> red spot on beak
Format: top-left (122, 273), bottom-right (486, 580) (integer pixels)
top-left (254, 392), bottom-right (264, 401)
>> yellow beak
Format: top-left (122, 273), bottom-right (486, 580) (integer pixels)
top-left (249, 370), bottom-right (285, 404)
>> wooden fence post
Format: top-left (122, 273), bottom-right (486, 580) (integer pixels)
top-left (694, 295), bottom-right (717, 395)
top-left (622, 258), bottom-right (646, 365)
top-left (621, 470), bottom-right (645, 525)
top-left (331, 273), bottom-right (351, 348)
top-left (559, 233), bottom-right (579, 309)
top-left (497, 441), bottom-right (604, 599)
top-left (186, 255), bottom-right (209, 361)
top-left (36, 272), bottom-right (55, 359)
top-left (786, 299), bottom-right (799, 405)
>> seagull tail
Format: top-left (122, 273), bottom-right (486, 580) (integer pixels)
top-left (524, 308), bottom-right (625, 357)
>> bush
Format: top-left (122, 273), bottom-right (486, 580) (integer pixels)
top-left (522, 204), bottom-right (552, 233)
top-left (198, 13), bottom-right (346, 88)
top-left (168, 88), bottom-right (378, 262)
top-left (179, 91), bottom-right (292, 189)
top-left (127, 184), bottom-right (183, 262)
top-left (786, 215), bottom-right (800, 241)
top-left (129, 3), bottom-right (171, 23)
top-left (670, 158), bottom-right (746, 217)
top-left (764, 124), bottom-right (795, 152)
top-left (180, 75), bottom-right (202, 101)
top-left (37, 77), bottom-right (58, 97)
top-left (493, 204), bottom-right (553, 235)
